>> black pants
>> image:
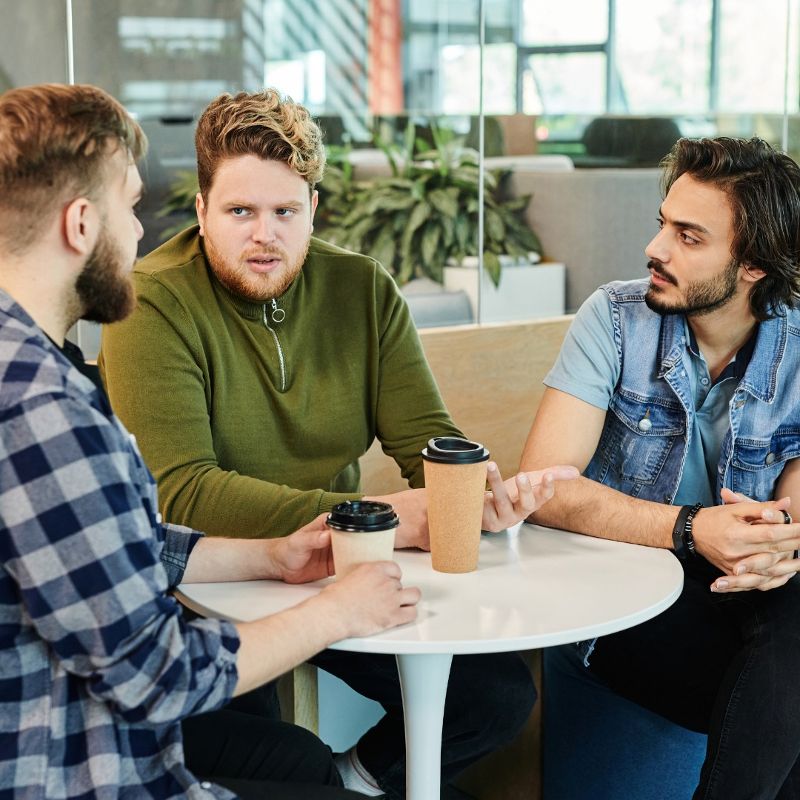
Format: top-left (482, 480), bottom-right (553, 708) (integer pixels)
top-left (182, 702), bottom-right (360, 800)
top-left (588, 557), bottom-right (800, 800)
top-left (310, 650), bottom-right (537, 800)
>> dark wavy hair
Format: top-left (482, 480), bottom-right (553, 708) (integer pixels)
top-left (661, 137), bottom-right (800, 319)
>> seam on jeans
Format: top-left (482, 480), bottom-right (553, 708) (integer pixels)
top-left (702, 601), bottom-right (762, 799)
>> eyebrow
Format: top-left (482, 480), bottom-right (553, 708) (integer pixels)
top-left (657, 207), bottom-right (711, 236)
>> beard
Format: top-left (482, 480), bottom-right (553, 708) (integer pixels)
top-left (75, 224), bottom-right (136, 324)
top-left (203, 234), bottom-right (309, 302)
top-left (644, 258), bottom-right (740, 317)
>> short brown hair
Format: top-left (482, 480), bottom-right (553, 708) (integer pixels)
top-left (195, 89), bottom-right (326, 198)
top-left (662, 137), bottom-right (800, 318)
top-left (0, 83), bottom-right (146, 255)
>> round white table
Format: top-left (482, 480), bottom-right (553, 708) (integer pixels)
top-left (176, 523), bottom-right (684, 800)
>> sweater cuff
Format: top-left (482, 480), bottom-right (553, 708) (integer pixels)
top-left (316, 491), bottom-right (363, 517)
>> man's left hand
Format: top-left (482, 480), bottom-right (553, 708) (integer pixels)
top-left (710, 489), bottom-right (799, 593)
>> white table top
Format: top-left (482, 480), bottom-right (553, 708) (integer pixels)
top-left (176, 523), bottom-right (683, 656)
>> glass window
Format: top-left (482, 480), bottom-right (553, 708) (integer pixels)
top-left (523, 53), bottom-right (606, 114)
top-left (522, 0), bottom-right (608, 45)
top-left (717, 0), bottom-right (799, 112)
top-left (615, 0), bottom-right (712, 114)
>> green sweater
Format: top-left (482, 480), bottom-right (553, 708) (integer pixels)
top-left (99, 226), bottom-right (462, 538)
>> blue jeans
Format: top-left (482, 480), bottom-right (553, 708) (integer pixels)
top-left (311, 650), bottom-right (537, 800)
top-left (588, 557), bottom-right (800, 800)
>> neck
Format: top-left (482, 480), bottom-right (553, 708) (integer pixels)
top-left (0, 254), bottom-right (79, 346)
top-left (686, 293), bottom-right (757, 380)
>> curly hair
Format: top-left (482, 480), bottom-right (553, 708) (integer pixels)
top-left (661, 137), bottom-right (800, 319)
top-left (195, 89), bottom-right (326, 198)
top-left (0, 83), bottom-right (145, 255)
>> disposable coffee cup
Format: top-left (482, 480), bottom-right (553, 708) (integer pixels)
top-left (326, 500), bottom-right (399, 579)
top-left (422, 437), bottom-right (490, 573)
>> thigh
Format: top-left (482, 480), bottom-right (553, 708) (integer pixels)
top-left (213, 777), bottom-right (364, 800)
top-left (182, 709), bottom-right (340, 786)
top-left (588, 568), bottom-right (741, 732)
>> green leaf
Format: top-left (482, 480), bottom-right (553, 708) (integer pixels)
top-left (485, 208), bottom-right (506, 242)
top-left (427, 188), bottom-right (459, 218)
top-left (483, 251), bottom-right (502, 288)
top-left (420, 224), bottom-right (442, 275)
top-left (370, 225), bottom-right (397, 272)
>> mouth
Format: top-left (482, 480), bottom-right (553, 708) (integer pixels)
top-left (246, 256), bottom-right (281, 274)
top-left (648, 263), bottom-right (677, 288)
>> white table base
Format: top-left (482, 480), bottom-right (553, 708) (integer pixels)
top-left (397, 652), bottom-right (454, 800)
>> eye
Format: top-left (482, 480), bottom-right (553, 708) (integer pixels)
top-left (679, 231), bottom-right (699, 245)
top-left (656, 218), bottom-right (665, 229)
top-left (231, 207), bottom-right (249, 217)
top-left (276, 208), bottom-right (296, 217)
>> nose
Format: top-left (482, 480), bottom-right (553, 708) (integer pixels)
top-left (645, 226), bottom-right (669, 264)
top-left (252, 214), bottom-right (277, 244)
top-left (134, 215), bottom-right (144, 242)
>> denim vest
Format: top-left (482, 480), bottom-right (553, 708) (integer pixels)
top-left (584, 279), bottom-right (800, 504)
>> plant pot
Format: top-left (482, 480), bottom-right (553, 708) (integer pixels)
top-left (443, 258), bottom-right (565, 323)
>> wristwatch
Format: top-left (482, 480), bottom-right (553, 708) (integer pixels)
top-left (671, 503), bottom-right (703, 560)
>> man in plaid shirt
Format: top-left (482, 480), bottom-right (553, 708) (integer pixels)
top-left (0, 84), bottom-right (420, 799)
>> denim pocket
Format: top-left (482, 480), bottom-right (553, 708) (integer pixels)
top-left (731, 429), bottom-right (800, 500)
top-left (597, 391), bottom-right (685, 485)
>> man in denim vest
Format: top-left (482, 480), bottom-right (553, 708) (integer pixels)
top-left (522, 137), bottom-right (800, 799)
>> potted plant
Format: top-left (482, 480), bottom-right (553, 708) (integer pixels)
top-left (316, 123), bottom-right (543, 289)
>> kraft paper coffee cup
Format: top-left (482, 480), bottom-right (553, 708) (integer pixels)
top-left (422, 437), bottom-right (490, 573)
top-left (326, 500), bottom-right (399, 579)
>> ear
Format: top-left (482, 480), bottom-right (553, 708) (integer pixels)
top-left (195, 192), bottom-right (206, 236)
top-left (741, 263), bottom-right (766, 284)
top-left (310, 189), bottom-right (319, 226)
top-left (63, 197), bottom-right (99, 257)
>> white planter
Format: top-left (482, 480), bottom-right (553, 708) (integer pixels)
top-left (443, 259), bottom-right (565, 324)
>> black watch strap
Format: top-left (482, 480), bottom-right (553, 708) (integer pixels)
top-left (671, 503), bottom-right (703, 560)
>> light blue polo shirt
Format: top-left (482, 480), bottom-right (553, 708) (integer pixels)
top-left (545, 290), bottom-right (755, 507)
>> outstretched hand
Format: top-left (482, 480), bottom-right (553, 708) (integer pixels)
top-left (481, 462), bottom-right (579, 532)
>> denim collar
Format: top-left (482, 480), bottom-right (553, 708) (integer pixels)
top-left (656, 310), bottom-right (786, 403)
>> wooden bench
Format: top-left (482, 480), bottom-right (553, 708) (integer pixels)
top-left (282, 315), bottom-right (573, 800)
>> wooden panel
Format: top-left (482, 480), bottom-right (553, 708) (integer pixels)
top-left (360, 316), bottom-right (574, 494)
top-left (278, 662), bottom-right (319, 734)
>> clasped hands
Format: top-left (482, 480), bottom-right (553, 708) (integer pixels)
top-left (695, 489), bottom-right (800, 593)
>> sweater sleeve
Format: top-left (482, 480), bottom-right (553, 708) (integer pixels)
top-left (99, 274), bottom-right (361, 539)
top-left (371, 266), bottom-right (464, 487)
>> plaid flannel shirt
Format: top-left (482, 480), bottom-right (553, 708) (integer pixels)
top-left (0, 293), bottom-right (240, 799)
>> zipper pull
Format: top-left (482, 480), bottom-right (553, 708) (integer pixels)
top-left (270, 299), bottom-right (286, 324)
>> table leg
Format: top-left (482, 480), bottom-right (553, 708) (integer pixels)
top-left (396, 652), bottom-right (454, 800)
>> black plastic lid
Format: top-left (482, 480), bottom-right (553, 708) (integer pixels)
top-left (421, 436), bottom-right (490, 464)
top-left (326, 500), bottom-right (400, 532)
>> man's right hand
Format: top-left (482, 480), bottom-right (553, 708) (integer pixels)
top-left (316, 561), bottom-right (421, 640)
top-left (365, 488), bottom-right (430, 550)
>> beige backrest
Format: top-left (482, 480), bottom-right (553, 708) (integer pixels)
top-left (360, 315), bottom-right (574, 493)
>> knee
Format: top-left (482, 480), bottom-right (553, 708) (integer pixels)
top-left (449, 653), bottom-right (538, 745)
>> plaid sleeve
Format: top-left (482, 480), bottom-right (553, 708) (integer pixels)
top-left (0, 391), bottom-right (240, 724)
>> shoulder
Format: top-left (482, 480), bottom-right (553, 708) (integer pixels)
top-left (132, 226), bottom-right (212, 308)
top-left (599, 278), bottom-right (651, 303)
top-left (305, 237), bottom-right (401, 298)
top-left (0, 312), bottom-right (89, 415)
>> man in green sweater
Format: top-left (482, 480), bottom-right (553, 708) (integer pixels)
top-left (100, 89), bottom-right (576, 799)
